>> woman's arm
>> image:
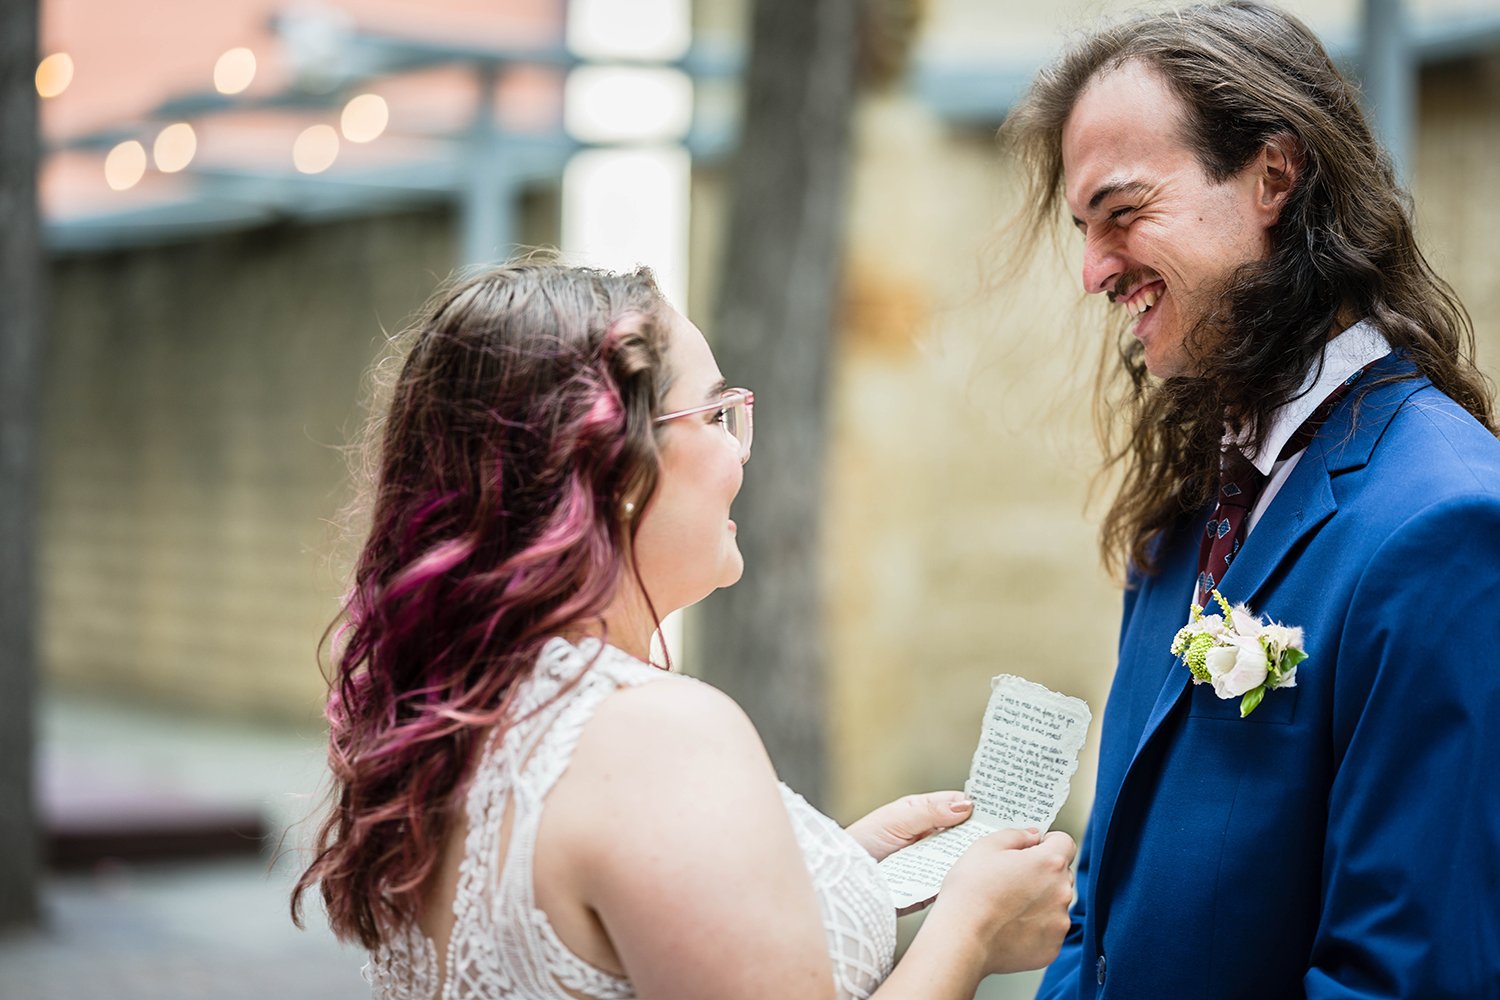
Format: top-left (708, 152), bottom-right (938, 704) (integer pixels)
top-left (556, 677), bottom-right (838, 999)
top-left (548, 676), bottom-right (1073, 1000)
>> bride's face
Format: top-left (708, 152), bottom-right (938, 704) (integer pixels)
top-left (630, 309), bottom-right (746, 614)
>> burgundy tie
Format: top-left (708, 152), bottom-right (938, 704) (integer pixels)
top-left (1194, 361), bottom-right (1380, 604)
top-left (1196, 448), bottom-right (1263, 604)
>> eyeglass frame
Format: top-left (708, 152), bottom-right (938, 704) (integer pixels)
top-left (652, 388), bottom-right (755, 464)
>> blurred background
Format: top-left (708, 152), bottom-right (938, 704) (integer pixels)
top-left (1, 0), bottom-right (1497, 997)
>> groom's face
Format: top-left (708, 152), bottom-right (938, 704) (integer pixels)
top-left (1060, 60), bottom-right (1274, 378)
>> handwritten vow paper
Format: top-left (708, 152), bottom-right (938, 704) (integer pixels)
top-left (878, 675), bottom-right (1092, 911)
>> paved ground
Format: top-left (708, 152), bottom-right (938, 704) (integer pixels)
top-left (0, 697), bottom-right (368, 1000)
top-left (0, 859), bottom-right (369, 1000)
top-left (0, 696), bottom-right (1041, 1000)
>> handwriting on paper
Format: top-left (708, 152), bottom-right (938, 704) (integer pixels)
top-left (878, 675), bottom-right (1092, 911)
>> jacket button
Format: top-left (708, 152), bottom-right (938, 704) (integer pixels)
top-left (1096, 954), bottom-right (1107, 985)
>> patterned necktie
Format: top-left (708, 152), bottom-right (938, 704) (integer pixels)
top-left (1196, 448), bottom-right (1263, 604)
top-left (1194, 362), bottom-right (1379, 605)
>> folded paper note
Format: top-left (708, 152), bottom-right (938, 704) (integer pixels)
top-left (878, 674), bottom-right (1092, 911)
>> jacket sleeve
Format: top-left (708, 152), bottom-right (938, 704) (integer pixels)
top-left (1304, 493), bottom-right (1500, 998)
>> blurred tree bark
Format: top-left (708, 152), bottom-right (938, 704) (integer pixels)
top-left (697, 0), bottom-right (861, 808)
top-left (0, 0), bottom-right (42, 929)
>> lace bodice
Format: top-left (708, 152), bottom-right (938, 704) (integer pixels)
top-left (366, 638), bottom-right (896, 1000)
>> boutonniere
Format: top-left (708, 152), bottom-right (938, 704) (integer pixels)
top-left (1170, 590), bottom-right (1308, 718)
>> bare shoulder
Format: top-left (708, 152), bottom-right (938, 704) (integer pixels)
top-left (540, 668), bottom-right (833, 998)
top-left (590, 672), bottom-right (761, 747)
top-left (574, 672), bottom-right (776, 795)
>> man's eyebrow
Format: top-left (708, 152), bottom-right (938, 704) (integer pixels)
top-left (1071, 180), bottom-right (1153, 227)
top-left (1089, 180), bottom-right (1151, 211)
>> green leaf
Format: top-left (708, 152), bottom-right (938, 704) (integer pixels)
top-left (1239, 685), bottom-right (1266, 718)
top-left (1280, 647), bottom-right (1308, 671)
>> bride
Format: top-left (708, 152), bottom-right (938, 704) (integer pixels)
top-left (292, 261), bottom-right (1075, 999)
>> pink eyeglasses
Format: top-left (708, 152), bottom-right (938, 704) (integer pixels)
top-left (653, 388), bottom-right (755, 464)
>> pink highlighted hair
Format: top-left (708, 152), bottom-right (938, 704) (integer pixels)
top-left (291, 262), bottom-right (673, 949)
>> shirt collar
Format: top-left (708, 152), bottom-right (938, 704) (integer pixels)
top-left (1236, 319), bottom-right (1393, 476)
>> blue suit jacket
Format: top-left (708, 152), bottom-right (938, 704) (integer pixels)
top-left (1038, 355), bottom-right (1500, 999)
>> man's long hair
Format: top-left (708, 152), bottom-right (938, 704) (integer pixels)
top-left (1001, 0), bottom-right (1496, 577)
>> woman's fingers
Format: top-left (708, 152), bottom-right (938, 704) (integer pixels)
top-left (847, 790), bottom-right (975, 861)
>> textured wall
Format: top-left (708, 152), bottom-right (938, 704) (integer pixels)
top-left (1415, 55), bottom-right (1500, 366)
top-left (825, 96), bottom-right (1116, 830)
top-left (41, 210), bottom-right (458, 723)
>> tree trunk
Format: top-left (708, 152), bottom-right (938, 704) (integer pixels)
top-left (698, 0), bottom-right (860, 808)
top-left (0, 0), bottom-right (42, 930)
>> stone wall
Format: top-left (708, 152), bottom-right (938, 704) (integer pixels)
top-left (41, 210), bottom-right (459, 723)
top-left (823, 97), bottom-right (1116, 829)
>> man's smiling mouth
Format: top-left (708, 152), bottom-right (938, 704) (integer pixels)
top-left (1119, 280), bottom-right (1165, 317)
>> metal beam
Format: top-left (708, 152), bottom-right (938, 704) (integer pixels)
top-left (41, 10), bottom-right (1500, 253)
top-left (1361, 0), bottom-right (1415, 181)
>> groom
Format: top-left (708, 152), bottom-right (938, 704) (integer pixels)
top-left (1002, 2), bottom-right (1500, 997)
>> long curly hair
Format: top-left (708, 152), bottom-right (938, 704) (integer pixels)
top-left (1000, 0), bottom-right (1496, 576)
top-left (291, 261), bottom-right (674, 949)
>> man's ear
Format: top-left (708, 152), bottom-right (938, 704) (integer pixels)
top-left (1255, 132), bottom-right (1302, 223)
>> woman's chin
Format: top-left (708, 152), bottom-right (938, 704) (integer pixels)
top-left (718, 549), bottom-right (746, 589)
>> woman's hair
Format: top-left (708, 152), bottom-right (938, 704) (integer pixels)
top-left (1000, 0), bottom-right (1496, 577)
top-left (291, 260), bottom-right (674, 949)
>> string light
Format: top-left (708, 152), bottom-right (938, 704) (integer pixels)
top-left (153, 123), bottom-right (197, 173)
top-left (340, 94), bottom-right (388, 143)
top-left (214, 48), bottom-right (257, 95)
top-left (293, 124), bottom-right (339, 173)
top-left (104, 141), bottom-right (147, 191)
top-left (36, 53), bottom-right (74, 98)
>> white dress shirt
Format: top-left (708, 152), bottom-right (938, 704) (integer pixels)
top-left (1237, 320), bottom-right (1392, 536)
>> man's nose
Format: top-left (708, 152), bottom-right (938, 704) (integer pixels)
top-left (1081, 238), bottom-right (1126, 296)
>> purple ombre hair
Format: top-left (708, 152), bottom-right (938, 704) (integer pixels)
top-left (292, 261), bottom-right (673, 949)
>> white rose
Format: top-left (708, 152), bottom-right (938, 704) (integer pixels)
top-left (1207, 634), bottom-right (1269, 698)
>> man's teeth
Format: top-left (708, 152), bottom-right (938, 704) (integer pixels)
top-left (1124, 287), bottom-right (1161, 316)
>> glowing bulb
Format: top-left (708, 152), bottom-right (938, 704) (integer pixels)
top-left (104, 140), bottom-right (147, 191)
top-left (293, 124), bottom-right (339, 174)
top-left (36, 53), bottom-right (74, 98)
top-left (214, 47), bottom-right (257, 95)
top-left (153, 123), bottom-right (197, 173)
top-left (340, 93), bottom-right (388, 143)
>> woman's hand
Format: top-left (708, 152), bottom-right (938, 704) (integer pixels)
top-left (929, 828), bottom-right (1077, 976)
top-left (875, 827), bottom-right (1077, 996)
top-left (845, 791), bottom-right (974, 862)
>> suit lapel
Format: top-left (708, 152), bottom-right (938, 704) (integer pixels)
top-left (1131, 534), bottom-right (1203, 759)
top-left (1124, 354), bottom-right (1423, 766)
top-left (1211, 448), bottom-right (1337, 609)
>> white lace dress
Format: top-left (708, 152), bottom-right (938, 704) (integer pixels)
top-left (366, 637), bottom-right (897, 1000)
